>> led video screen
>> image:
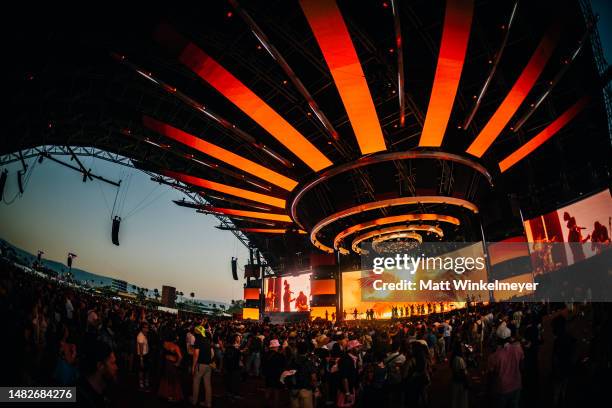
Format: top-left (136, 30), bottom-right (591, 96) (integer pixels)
top-left (264, 273), bottom-right (311, 312)
top-left (341, 270), bottom-right (466, 320)
top-left (342, 242), bottom-right (489, 319)
top-left (523, 189), bottom-right (612, 275)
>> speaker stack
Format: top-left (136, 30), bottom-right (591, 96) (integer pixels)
top-left (309, 253), bottom-right (338, 320)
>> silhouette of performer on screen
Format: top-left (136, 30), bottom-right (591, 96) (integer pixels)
top-left (283, 280), bottom-right (294, 312)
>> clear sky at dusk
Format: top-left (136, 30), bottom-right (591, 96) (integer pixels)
top-left (0, 154), bottom-right (250, 303)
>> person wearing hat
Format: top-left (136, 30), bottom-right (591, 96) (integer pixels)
top-left (486, 322), bottom-right (524, 407)
top-left (337, 339), bottom-right (361, 405)
top-left (192, 325), bottom-right (214, 407)
top-left (263, 339), bottom-right (285, 408)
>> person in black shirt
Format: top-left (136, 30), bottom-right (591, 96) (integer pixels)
top-left (223, 333), bottom-right (243, 400)
top-left (191, 325), bottom-right (213, 407)
top-left (263, 339), bottom-right (285, 408)
top-left (289, 341), bottom-right (317, 408)
top-left (76, 340), bottom-right (118, 408)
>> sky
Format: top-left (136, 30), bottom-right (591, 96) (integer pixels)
top-left (0, 154), bottom-right (249, 303)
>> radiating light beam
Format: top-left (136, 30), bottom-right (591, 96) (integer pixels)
top-left (162, 169), bottom-right (286, 209)
top-left (300, 0), bottom-right (387, 154)
top-left (419, 0), bottom-right (474, 147)
top-left (466, 22), bottom-right (562, 157)
top-left (156, 25), bottom-right (333, 172)
top-left (498, 96), bottom-right (590, 172)
top-left (203, 207), bottom-right (293, 222)
top-left (143, 116), bottom-right (297, 191)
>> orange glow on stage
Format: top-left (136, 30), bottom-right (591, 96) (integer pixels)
top-left (466, 23), bottom-right (561, 157)
top-left (310, 306), bottom-right (336, 320)
top-left (177, 42), bottom-right (332, 172)
top-left (300, 0), bottom-right (386, 154)
top-left (498, 96), bottom-right (590, 172)
top-left (143, 116), bottom-right (297, 191)
top-left (162, 170), bottom-right (286, 209)
top-left (419, 0), bottom-right (474, 147)
top-left (333, 214), bottom-right (460, 252)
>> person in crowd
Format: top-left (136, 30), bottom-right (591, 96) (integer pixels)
top-left (487, 323), bottom-right (523, 408)
top-left (338, 339), bottom-right (360, 406)
top-left (76, 340), bottom-right (118, 408)
top-left (158, 331), bottom-right (183, 402)
top-left (450, 342), bottom-right (469, 408)
top-left (136, 322), bottom-right (150, 391)
top-left (223, 333), bottom-right (243, 401)
top-left (192, 325), bottom-right (213, 407)
top-left (262, 339), bottom-right (285, 408)
top-left (551, 315), bottom-right (577, 408)
top-left (245, 330), bottom-right (263, 377)
top-left (288, 341), bottom-right (317, 408)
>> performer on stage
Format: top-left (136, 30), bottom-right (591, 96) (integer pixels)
top-left (282, 280), bottom-right (293, 312)
top-left (265, 288), bottom-right (276, 311)
top-left (564, 212), bottom-right (590, 262)
top-left (294, 291), bottom-right (308, 312)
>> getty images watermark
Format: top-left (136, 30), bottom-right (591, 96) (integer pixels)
top-left (358, 242), bottom-right (612, 302)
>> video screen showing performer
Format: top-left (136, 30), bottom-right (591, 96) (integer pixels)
top-left (524, 189), bottom-right (612, 274)
top-left (264, 273), bottom-right (311, 312)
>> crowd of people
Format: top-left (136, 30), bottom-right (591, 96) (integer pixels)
top-left (1, 258), bottom-right (611, 407)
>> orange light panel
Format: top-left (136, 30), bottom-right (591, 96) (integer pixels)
top-left (300, 0), bottom-right (386, 154)
top-left (242, 307), bottom-right (259, 320)
top-left (241, 228), bottom-right (307, 234)
top-left (244, 288), bottom-right (260, 300)
top-left (419, 0), bottom-right (474, 147)
top-left (206, 206), bottom-right (293, 223)
top-left (144, 116), bottom-right (297, 191)
top-left (499, 96), bottom-right (589, 172)
top-left (163, 169), bottom-right (286, 209)
top-left (178, 43), bottom-right (332, 172)
top-left (311, 279), bottom-right (337, 295)
top-left (467, 23), bottom-right (561, 157)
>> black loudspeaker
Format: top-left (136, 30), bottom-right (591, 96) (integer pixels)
top-left (231, 257), bottom-right (238, 280)
top-left (0, 170), bottom-right (7, 200)
top-left (111, 216), bottom-right (121, 246)
top-left (17, 170), bottom-right (24, 194)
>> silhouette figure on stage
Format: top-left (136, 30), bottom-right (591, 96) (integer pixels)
top-left (591, 220), bottom-right (611, 254)
top-left (283, 280), bottom-right (294, 312)
top-left (295, 291), bottom-right (308, 312)
top-left (265, 288), bottom-right (276, 311)
top-left (564, 212), bottom-right (590, 262)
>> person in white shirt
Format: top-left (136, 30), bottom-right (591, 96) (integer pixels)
top-left (136, 323), bottom-right (150, 391)
top-left (65, 297), bottom-right (74, 320)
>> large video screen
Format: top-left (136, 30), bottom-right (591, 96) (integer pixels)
top-left (264, 273), bottom-right (311, 312)
top-left (342, 242), bottom-right (488, 319)
top-left (524, 189), bottom-right (612, 275)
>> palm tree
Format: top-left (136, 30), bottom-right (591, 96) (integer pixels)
top-left (131, 284), bottom-right (136, 292)
top-left (153, 288), bottom-right (159, 301)
top-left (190, 292), bottom-right (195, 302)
